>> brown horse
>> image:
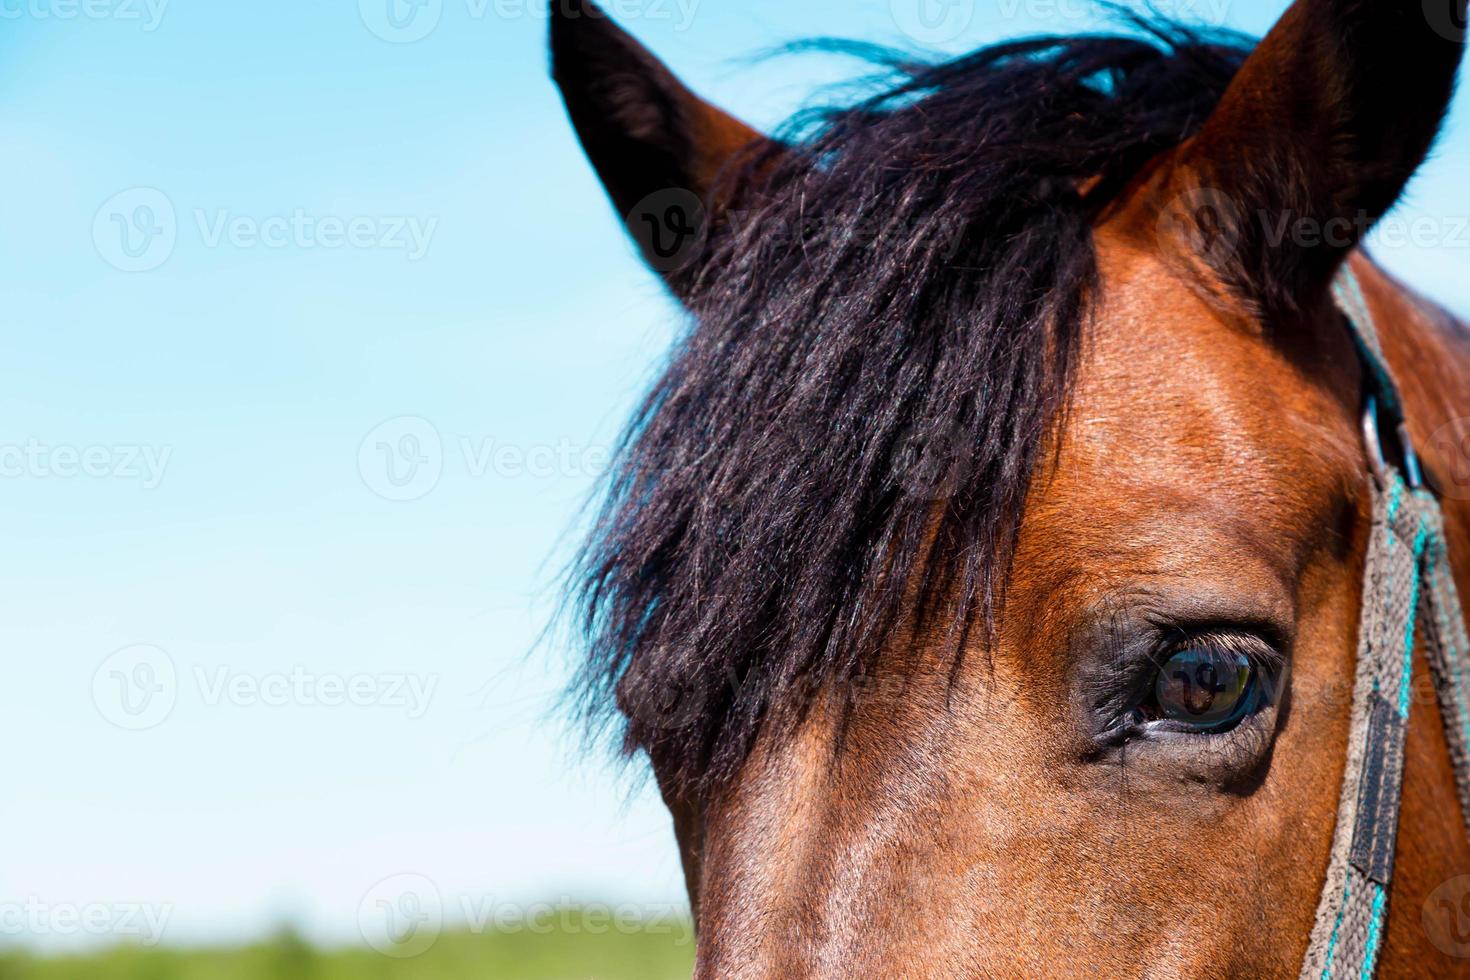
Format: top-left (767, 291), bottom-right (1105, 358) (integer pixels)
top-left (553, 0), bottom-right (1470, 974)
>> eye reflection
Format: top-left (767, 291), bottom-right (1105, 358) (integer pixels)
top-left (1153, 647), bottom-right (1255, 728)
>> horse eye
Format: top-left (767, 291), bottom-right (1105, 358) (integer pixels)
top-left (1152, 647), bottom-right (1256, 730)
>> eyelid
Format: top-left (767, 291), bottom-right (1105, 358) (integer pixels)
top-left (1150, 627), bottom-right (1285, 674)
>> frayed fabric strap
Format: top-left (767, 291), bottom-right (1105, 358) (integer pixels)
top-left (1299, 270), bottom-right (1470, 978)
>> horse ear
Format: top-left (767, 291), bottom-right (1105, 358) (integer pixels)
top-left (550, 0), bottom-right (773, 293)
top-left (1158, 0), bottom-right (1466, 314)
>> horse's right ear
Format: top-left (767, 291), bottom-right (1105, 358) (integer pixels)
top-left (550, 0), bottom-right (773, 293)
top-left (1156, 0), bottom-right (1466, 316)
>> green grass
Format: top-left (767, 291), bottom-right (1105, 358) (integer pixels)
top-left (0, 917), bottom-right (696, 980)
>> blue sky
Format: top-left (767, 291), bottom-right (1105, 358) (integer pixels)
top-left (0, 0), bottom-right (1465, 953)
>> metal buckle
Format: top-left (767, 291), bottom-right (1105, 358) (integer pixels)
top-left (1362, 394), bottom-right (1423, 489)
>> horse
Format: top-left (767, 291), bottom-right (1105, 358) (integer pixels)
top-left (551, 0), bottom-right (1470, 973)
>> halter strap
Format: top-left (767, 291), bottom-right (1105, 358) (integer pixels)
top-left (1299, 267), bottom-right (1470, 978)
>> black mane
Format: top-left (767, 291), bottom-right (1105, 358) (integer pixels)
top-left (568, 24), bottom-right (1251, 794)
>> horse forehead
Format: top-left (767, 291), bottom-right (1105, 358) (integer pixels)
top-left (1085, 241), bottom-right (1348, 432)
top-left (1031, 242), bottom-right (1362, 557)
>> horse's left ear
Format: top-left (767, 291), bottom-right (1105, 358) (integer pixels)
top-left (550, 0), bottom-right (774, 293)
top-left (1159, 0), bottom-right (1466, 314)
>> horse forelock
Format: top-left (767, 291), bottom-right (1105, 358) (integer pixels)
top-left (567, 22), bottom-right (1255, 796)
